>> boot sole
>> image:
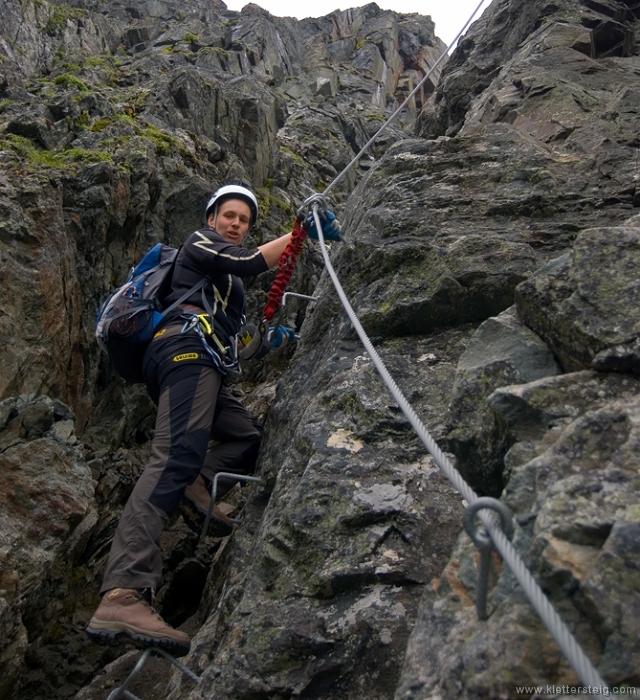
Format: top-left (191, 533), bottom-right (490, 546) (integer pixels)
top-left (86, 623), bottom-right (191, 656)
top-left (179, 500), bottom-right (234, 537)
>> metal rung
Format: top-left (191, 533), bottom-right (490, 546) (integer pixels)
top-left (282, 291), bottom-right (318, 306)
top-left (200, 472), bottom-right (262, 543)
top-left (106, 647), bottom-right (200, 700)
top-left (271, 291), bottom-right (318, 338)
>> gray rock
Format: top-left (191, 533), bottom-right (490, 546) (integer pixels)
top-left (397, 390), bottom-right (640, 699)
top-left (418, 0), bottom-right (638, 139)
top-left (592, 337), bottom-right (640, 375)
top-left (0, 396), bottom-right (95, 698)
top-left (516, 226), bottom-right (640, 372)
top-left (445, 308), bottom-right (561, 496)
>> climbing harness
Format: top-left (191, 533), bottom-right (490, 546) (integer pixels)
top-left (181, 312), bottom-right (241, 376)
top-left (105, 647), bottom-right (200, 700)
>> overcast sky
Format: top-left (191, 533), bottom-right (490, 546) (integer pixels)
top-left (224, 0), bottom-right (493, 47)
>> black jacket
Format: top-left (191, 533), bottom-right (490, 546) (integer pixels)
top-left (165, 227), bottom-right (268, 338)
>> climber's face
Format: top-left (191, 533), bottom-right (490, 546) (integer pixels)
top-left (209, 199), bottom-right (252, 245)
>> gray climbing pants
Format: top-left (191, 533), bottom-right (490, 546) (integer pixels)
top-left (100, 335), bottom-right (262, 594)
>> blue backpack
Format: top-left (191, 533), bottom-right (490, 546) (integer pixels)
top-left (95, 243), bottom-right (206, 383)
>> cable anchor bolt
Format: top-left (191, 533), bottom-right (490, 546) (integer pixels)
top-left (462, 497), bottom-right (515, 621)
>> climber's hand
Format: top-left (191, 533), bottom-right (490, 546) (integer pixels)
top-left (305, 209), bottom-right (341, 241)
top-left (268, 325), bottom-right (296, 349)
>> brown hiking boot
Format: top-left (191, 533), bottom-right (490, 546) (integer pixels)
top-left (182, 474), bottom-right (235, 537)
top-left (85, 588), bottom-right (190, 656)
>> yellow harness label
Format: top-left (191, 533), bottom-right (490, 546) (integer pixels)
top-left (173, 353), bottom-right (199, 362)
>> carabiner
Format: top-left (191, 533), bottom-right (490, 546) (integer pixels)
top-left (196, 313), bottom-right (213, 336)
top-left (297, 192), bottom-right (331, 221)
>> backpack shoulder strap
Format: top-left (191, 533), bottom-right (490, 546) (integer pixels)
top-left (155, 243), bottom-right (207, 318)
top-left (161, 277), bottom-right (209, 317)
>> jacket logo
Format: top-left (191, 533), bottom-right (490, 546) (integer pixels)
top-left (173, 353), bottom-right (199, 362)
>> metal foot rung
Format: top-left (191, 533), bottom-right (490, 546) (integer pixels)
top-left (200, 472), bottom-right (262, 543)
top-left (106, 647), bottom-right (200, 700)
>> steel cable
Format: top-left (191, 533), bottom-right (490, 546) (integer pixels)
top-left (322, 0), bottom-right (488, 199)
top-left (311, 204), bottom-right (609, 697)
top-left (298, 0), bottom-right (607, 692)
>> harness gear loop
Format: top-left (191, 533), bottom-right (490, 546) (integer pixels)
top-left (180, 313), bottom-right (241, 375)
top-left (195, 313), bottom-right (213, 336)
top-left (262, 217), bottom-right (308, 322)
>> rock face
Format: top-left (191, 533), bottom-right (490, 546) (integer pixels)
top-left (0, 396), bottom-right (94, 699)
top-left (175, 329), bottom-right (467, 700)
top-left (0, 0), bottom-right (443, 427)
top-left (0, 0), bottom-right (639, 698)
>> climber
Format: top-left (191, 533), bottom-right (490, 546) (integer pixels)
top-left (86, 184), bottom-right (341, 656)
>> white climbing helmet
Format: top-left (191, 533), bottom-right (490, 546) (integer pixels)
top-left (205, 184), bottom-right (259, 227)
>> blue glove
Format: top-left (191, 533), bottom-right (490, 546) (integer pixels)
top-left (305, 210), bottom-right (341, 241)
top-left (268, 325), bottom-right (297, 349)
